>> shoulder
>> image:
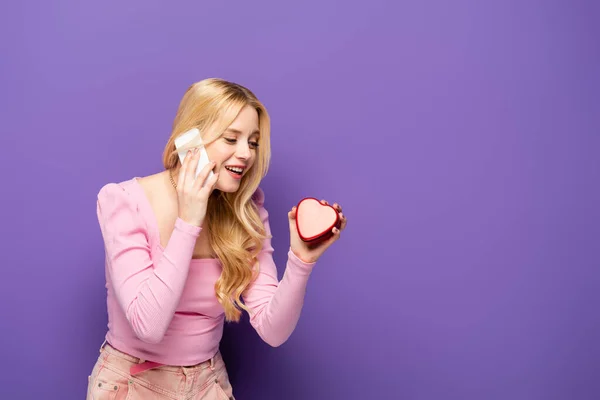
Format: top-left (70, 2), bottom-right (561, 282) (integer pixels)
top-left (96, 177), bottom-right (142, 216)
top-left (97, 177), bottom-right (137, 201)
top-left (251, 187), bottom-right (271, 223)
top-left (97, 172), bottom-right (164, 205)
top-left (251, 186), bottom-right (266, 208)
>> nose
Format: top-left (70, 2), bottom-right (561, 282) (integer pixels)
top-left (235, 142), bottom-right (251, 161)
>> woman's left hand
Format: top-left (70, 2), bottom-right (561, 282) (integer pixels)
top-left (288, 200), bottom-right (347, 264)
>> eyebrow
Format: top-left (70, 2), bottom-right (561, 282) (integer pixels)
top-left (225, 128), bottom-right (260, 136)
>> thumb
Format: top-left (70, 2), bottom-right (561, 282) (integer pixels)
top-left (288, 206), bottom-right (297, 220)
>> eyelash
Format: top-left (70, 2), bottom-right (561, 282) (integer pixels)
top-left (224, 138), bottom-right (259, 149)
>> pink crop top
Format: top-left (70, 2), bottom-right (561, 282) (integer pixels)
top-left (95, 177), bottom-right (316, 366)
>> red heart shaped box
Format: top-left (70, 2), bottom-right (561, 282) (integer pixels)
top-left (295, 197), bottom-right (341, 243)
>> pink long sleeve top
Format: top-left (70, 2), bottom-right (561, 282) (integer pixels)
top-left (95, 177), bottom-right (316, 366)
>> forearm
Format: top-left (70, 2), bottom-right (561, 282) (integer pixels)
top-left (114, 218), bottom-right (200, 343)
top-left (249, 249), bottom-right (315, 346)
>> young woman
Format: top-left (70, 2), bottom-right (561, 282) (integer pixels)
top-left (86, 78), bottom-right (347, 399)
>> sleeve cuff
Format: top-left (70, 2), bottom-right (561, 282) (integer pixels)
top-left (174, 217), bottom-right (202, 237)
top-left (288, 248), bottom-right (317, 270)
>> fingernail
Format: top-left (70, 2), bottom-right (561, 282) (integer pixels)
top-left (187, 150), bottom-right (191, 156)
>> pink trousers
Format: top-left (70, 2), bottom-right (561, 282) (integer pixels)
top-left (86, 342), bottom-right (235, 399)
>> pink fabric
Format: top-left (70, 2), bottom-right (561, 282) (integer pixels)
top-left (96, 177), bottom-right (316, 366)
top-left (87, 343), bottom-right (234, 399)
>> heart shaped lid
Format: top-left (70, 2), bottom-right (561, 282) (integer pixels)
top-left (296, 197), bottom-right (339, 242)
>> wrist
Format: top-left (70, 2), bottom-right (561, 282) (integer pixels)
top-left (290, 247), bottom-right (317, 264)
top-left (175, 217), bottom-right (203, 234)
top-left (178, 214), bottom-right (202, 228)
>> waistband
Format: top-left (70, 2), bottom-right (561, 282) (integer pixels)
top-left (99, 340), bottom-right (219, 376)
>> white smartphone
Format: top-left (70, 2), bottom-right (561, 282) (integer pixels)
top-left (173, 128), bottom-right (215, 184)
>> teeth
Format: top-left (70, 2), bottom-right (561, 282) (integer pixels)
top-left (226, 166), bottom-right (243, 174)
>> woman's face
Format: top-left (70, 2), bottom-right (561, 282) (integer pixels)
top-left (204, 105), bottom-right (260, 193)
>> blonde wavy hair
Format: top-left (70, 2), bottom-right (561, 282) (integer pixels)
top-left (162, 78), bottom-right (271, 322)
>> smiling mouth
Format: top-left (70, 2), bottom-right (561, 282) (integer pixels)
top-left (224, 166), bottom-right (245, 176)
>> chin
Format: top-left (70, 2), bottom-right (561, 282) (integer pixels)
top-left (215, 182), bottom-right (241, 193)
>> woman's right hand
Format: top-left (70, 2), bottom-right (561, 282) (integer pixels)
top-left (176, 148), bottom-right (219, 227)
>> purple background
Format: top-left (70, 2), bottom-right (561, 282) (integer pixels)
top-left (2, 1), bottom-right (599, 399)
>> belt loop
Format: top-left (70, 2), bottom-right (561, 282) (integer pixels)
top-left (209, 356), bottom-right (215, 371)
